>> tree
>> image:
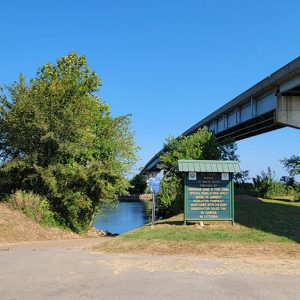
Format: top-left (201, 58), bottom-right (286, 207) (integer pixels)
top-left (159, 129), bottom-right (221, 171)
top-left (281, 155), bottom-right (300, 177)
top-left (234, 170), bottom-right (250, 184)
top-left (156, 128), bottom-right (237, 216)
top-left (128, 174), bottom-right (147, 194)
top-left (252, 167), bottom-right (274, 196)
top-left (0, 53), bottom-right (138, 231)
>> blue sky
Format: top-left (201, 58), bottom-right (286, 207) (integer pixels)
top-left (1, 0), bottom-right (300, 179)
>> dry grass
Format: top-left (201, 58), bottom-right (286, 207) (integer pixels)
top-left (0, 202), bottom-right (107, 243)
top-left (94, 233), bottom-right (300, 259)
top-left (0, 203), bottom-right (80, 242)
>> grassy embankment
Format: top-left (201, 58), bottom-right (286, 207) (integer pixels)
top-left (93, 195), bottom-right (300, 257)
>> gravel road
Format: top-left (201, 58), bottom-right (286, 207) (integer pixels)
top-left (0, 239), bottom-right (299, 300)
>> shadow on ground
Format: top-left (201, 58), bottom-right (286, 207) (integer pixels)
top-left (234, 196), bottom-right (300, 243)
top-left (158, 196), bottom-right (300, 243)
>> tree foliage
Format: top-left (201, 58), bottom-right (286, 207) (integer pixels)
top-left (234, 170), bottom-right (250, 184)
top-left (128, 174), bottom-right (147, 194)
top-left (0, 53), bottom-right (137, 231)
top-left (281, 155), bottom-right (300, 177)
top-left (159, 129), bottom-right (221, 171)
top-left (156, 128), bottom-right (237, 217)
top-left (252, 167), bottom-right (299, 201)
top-left (252, 167), bottom-right (275, 196)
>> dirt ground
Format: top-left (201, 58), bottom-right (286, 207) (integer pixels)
top-left (95, 238), bottom-right (300, 260)
top-left (0, 203), bottom-right (105, 243)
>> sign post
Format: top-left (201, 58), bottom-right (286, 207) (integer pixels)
top-left (149, 176), bottom-right (160, 226)
top-left (151, 192), bottom-right (156, 226)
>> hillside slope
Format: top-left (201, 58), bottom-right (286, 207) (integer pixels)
top-left (0, 203), bottom-right (80, 243)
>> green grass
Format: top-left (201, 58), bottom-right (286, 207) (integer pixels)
top-left (120, 225), bottom-right (289, 243)
top-left (234, 196), bottom-right (300, 243)
top-left (92, 196), bottom-right (300, 257)
top-left (118, 196), bottom-right (300, 244)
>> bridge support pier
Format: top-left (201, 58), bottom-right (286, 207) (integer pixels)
top-left (276, 95), bottom-right (300, 129)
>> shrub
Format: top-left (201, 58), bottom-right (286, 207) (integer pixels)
top-left (265, 182), bottom-right (287, 199)
top-left (253, 167), bottom-right (274, 196)
top-left (8, 190), bottom-right (58, 226)
top-left (156, 173), bottom-right (183, 218)
top-left (265, 183), bottom-right (299, 201)
top-left (253, 167), bottom-right (299, 201)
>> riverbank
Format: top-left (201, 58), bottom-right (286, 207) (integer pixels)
top-left (118, 194), bottom-right (152, 201)
top-left (92, 195), bottom-right (300, 259)
top-left (2, 195), bottom-right (299, 260)
top-left (0, 202), bottom-right (109, 243)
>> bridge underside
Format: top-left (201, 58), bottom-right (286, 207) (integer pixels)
top-left (216, 111), bottom-right (285, 142)
top-left (186, 93), bottom-right (300, 143)
top-left (142, 57), bottom-right (300, 173)
top-left (208, 94), bottom-right (300, 142)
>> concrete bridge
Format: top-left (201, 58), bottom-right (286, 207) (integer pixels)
top-left (143, 57), bottom-right (300, 173)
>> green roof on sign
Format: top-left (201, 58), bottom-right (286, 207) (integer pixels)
top-left (178, 160), bottom-right (241, 173)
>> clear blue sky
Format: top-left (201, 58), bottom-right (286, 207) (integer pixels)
top-left (1, 0), bottom-right (300, 180)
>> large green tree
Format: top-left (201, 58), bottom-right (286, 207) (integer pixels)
top-left (0, 53), bottom-right (137, 231)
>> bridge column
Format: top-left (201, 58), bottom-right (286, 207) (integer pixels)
top-left (276, 95), bottom-right (300, 129)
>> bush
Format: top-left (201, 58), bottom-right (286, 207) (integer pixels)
top-left (156, 174), bottom-right (183, 218)
top-left (8, 190), bottom-right (58, 226)
top-left (252, 167), bottom-right (299, 201)
top-left (265, 183), bottom-right (299, 201)
top-left (253, 167), bottom-right (274, 196)
top-left (265, 182), bottom-right (287, 199)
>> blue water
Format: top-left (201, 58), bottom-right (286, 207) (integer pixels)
top-left (94, 201), bottom-right (149, 234)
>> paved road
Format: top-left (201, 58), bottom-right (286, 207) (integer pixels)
top-left (0, 239), bottom-right (299, 300)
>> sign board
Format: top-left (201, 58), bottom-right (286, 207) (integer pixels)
top-left (184, 172), bottom-right (234, 223)
top-left (149, 177), bottom-right (160, 193)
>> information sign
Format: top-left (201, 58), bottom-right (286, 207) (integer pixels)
top-left (184, 172), bottom-right (233, 222)
top-left (149, 177), bottom-right (160, 193)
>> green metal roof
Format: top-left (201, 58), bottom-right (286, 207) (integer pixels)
top-left (178, 160), bottom-right (240, 173)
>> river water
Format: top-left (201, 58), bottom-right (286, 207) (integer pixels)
top-left (94, 201), bottom-right (149, 234)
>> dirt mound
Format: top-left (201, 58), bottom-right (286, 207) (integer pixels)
top-left (0, 202), bottom-right (92, 243)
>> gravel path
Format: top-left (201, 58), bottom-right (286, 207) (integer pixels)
top-left (0, 239), bottom-right (299, 300)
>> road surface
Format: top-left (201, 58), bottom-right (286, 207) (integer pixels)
top-left (0, 239), bottom-right (299, 300)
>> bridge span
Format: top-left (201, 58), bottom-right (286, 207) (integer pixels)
top-left (143, 57), bottom-right (300, 173)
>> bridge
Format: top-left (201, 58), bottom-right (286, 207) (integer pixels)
top-left (142, 57), bottom-right (300, 173)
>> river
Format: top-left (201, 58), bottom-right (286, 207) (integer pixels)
top-left (94, 201), bottom-right (150, 234)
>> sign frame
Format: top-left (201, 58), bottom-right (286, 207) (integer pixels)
top-left (183, 172), bottom-right (235, 225)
